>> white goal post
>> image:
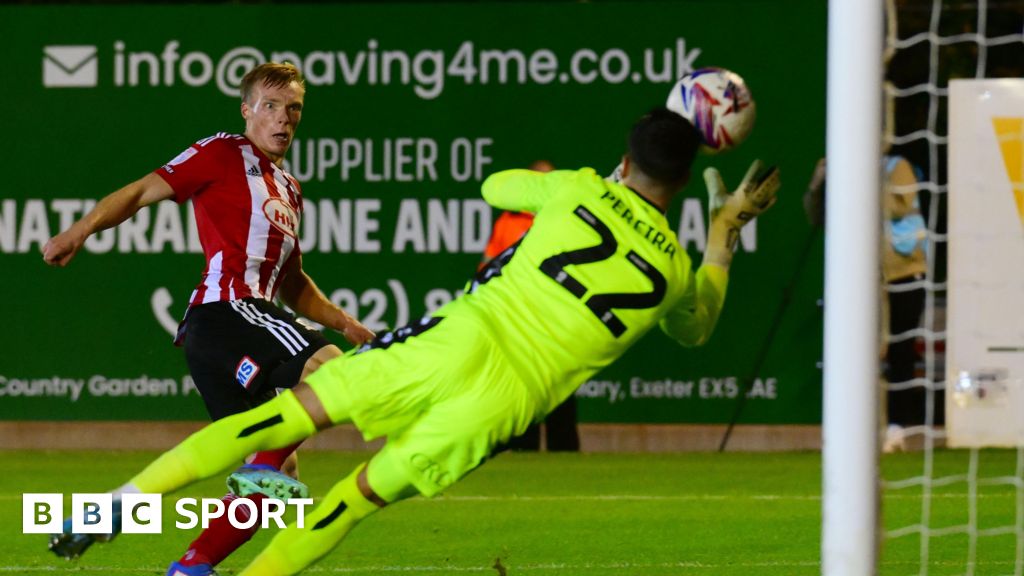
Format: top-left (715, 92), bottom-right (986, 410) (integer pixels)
top-left (823, 1), bottom-right (1024, 574)
top-left (821, 0), bottom-right (883, 574)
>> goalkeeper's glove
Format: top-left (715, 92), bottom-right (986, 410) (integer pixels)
top-left (703, 159), bottom-right (780, 268)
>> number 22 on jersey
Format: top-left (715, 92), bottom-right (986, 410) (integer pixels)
top-left (540, 205), bottom-right (667, 338)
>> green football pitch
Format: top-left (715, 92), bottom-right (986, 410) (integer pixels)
top-left (2, 449), bottom-right (1020, 575)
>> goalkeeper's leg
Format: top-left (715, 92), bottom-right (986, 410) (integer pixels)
top-left (166, 344), bottom-right (340, 574)
top-left (238, 451), bottom-right (418, 576)
top-left (129, 388), bottom-right (321, 494)
top-left (52, 388), bottom-right (325, 561)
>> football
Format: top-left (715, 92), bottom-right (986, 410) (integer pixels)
top-left (665, 67), bottom-right (756, 154)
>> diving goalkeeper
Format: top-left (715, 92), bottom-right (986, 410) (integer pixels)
top-left (55, 107), bottom-right (779, 575)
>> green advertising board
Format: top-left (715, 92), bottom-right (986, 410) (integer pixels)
top-left (0, 2), bottom-right (826, 423)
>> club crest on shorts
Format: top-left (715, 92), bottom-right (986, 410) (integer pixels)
top-left (235, 356), bottom-right (260, 389)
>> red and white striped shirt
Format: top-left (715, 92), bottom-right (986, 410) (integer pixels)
top-left (155, 133), bottom-right (303, 312)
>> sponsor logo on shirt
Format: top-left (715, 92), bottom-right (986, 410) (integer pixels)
top-left (263, 197), bottom-right (298, 238)
top-left (235, 356), bottom-right (260, 389)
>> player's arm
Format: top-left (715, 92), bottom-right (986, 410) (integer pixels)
top-left (481, 169), bottom-right (574, 213)
top-left (42, 173), bottom-right (174, 267)
top-left (277, 254), bottom-right (376, 347)
top-left (660, 264), bottom-right (729, 347)
top-left (661, 160), bottom-right (780, 346)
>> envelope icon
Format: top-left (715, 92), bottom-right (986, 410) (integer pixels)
top-left (43, 45), bottom-right (98, 88)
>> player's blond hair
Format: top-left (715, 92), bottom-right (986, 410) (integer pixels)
top-left (240, 62), bottom-right (305, 103)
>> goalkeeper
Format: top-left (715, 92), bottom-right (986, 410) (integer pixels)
top-left (60, 107), bottom-right (779, 575)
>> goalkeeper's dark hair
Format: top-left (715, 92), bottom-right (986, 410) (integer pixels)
top-left (628, 107), bottom-right (700, 185)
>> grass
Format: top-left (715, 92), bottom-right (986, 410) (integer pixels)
top-left (1, 449), bottom-right (1020, 574)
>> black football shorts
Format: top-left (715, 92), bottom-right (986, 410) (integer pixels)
top-left (181, 298), bottom-right (331, 420)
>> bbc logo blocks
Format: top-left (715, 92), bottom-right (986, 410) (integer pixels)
top-left (23, 493), bottom-right (161, 534)
top-left (23, 494), bottom-right (314, 533)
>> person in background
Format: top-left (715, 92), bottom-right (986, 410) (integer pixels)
top-left (478, 159), bottom-right (553, 269)
top-left (803, 155), bottom-right (927, 453)
top-left (880, 154), bottom-right (928, 452)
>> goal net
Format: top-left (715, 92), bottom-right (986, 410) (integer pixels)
top-left (880, 1), bottom-right (1024, 574)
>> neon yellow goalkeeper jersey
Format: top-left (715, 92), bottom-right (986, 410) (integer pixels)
top-left (439, 168), bottom-right (729, 413)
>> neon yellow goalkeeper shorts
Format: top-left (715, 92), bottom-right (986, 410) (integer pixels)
top-left (305, 315), bottom-right (538, 497)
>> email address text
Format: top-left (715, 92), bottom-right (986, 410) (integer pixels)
top-left (108, 39), bottom-right (702, 99)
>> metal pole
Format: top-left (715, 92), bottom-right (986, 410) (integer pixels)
top-left (822, 0), bottom-right (882, 574)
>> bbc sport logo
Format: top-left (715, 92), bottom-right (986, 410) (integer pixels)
top-left (23, 493), bottom-right (314, 534)
top-left (42, 45), bottom-right (98, 88)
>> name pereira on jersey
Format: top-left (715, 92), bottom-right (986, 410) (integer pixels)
top-left (598, 188), bottom-right (678, 258)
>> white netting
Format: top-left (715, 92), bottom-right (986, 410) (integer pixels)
top-left (881, 1), bottom-right (1024, 574)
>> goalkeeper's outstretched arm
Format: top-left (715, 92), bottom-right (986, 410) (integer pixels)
top-left (661, 160), bottom-right (781, 347)
top-left (660, 264), bottom-right (728, 347)
top-left (481, 168), bottom-right (578, 213)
